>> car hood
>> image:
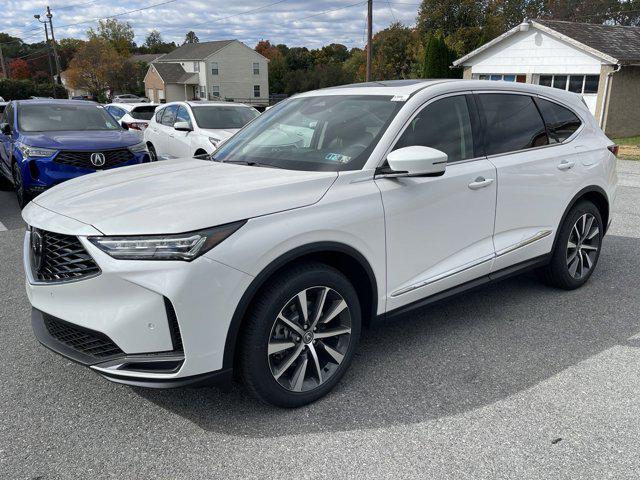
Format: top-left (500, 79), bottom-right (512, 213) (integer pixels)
top-left (199, 128), bottom-right (239, 140)
top-left (30, 159), bottom-right (338, 235)
top-left (21, 130), bottom-right (141, 150)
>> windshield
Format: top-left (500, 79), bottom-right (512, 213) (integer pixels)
top-left (130, 106), bottom-right (157, 120)
top-left (212, 95), bottom-right (401, 171)
top-left (192, 106), bottom-right (259, 130)
top-left (18, 103), bottom-right (121, 132)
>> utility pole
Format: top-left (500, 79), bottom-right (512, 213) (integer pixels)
top-left (46, 6), bottom-right (62, 85)
top-left (34, 14), bottom-right (55, 83)
top-left (366, 0), bottom-right (373, 82)
top-left (0, 43), bottom-right (6, 79)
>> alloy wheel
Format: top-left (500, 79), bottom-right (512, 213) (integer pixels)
top-left (566, 213), bottom-right (600, 280)
top-left (268, 286), bottom-right (352, 393)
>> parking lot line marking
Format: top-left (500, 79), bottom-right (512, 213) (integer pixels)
top-left (0, 222), bottom-right (7, 232)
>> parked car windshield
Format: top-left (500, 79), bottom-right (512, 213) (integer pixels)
top-left (18, 103), bottom-right (121, 132)
top-left (191, 106), bottom-right (259, 129)
top-left (212, 95), bottom-right (402, 171)
top-left (130, 106), bottom-right (157, 120)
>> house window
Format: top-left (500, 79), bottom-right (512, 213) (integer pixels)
top-left (476, 74), bottom-right (526, 82)
top-left (253, 62), bottom-right (260, 75)
top-left (212, 85), bottom-right (220, 98)
top-left (253, 85), bottom-right (260, 98)
top-left (538, 74), bottom-right (600, 94)
top-left (211, 62), bottom-right (219, 75)
top-left (199, 86), bottom-right (206, 98)
top-left (193, 62), bottom-right (200, 72)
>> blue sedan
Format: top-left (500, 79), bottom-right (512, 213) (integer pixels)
top-left (0, 99), bottom-right (150, 207)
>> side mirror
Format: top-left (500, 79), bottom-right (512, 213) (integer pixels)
top-left (174, 121), bottom-right (192, 132)
top-left (120, 121), bottom-right (129, 130)
top-left (0, 123), bottom-right (10, 136)
top-left (386, 145), bottom-right (447, 176)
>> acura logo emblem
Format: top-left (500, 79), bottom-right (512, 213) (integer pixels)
top-left (31, 228), bottom-right (45, 272)
top-left (90, 152), bottom-right (106, 167)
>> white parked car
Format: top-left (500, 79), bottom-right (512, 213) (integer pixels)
top-left (104, 103), bottom-right (159, 139)
top-left (112, 94), bottom-right (149, 104)
top-left (22, 80), bottom-right (617, 407)
top-left (143, 101), bottom-right (259, 160)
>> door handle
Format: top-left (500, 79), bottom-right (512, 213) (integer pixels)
top-left (557, 160), bottom-right (575, 171)
top-left (468, 177), bottom-right (494, 190)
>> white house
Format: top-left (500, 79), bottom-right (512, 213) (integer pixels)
top-left (454, 20), bottom-right (640, 138)
top-left (144, 39), bottom-right (269, 107)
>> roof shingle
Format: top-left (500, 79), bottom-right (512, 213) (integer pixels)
top-left (152, 63), bottom-right (199, 84)
top-left (156, 40), bottom-right (235, 61)
top-left (535, 19), bottom-right (640, 64)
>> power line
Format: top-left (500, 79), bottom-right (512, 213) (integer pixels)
top-left (184, 0), bottom-right (290, 29)
top-left (293, 1), bottom-right (368, 22)
top-left (55, 0), bottom-right (180, 29)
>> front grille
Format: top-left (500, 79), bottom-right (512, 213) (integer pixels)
top-left (43, 314), bottom-right (124, 359)
top-left (32, 229), bottom-right (100, 282)
top-left (54, 148), bottom-right (134, 170)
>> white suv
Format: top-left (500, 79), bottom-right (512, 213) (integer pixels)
top-left (22, 80), bottom-right (617, 407)
top-left (144, 101), bottom-right (259, 160)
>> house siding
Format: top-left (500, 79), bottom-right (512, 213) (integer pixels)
top-left (204, 41), bottom-right (269, 105)
top-left (145, 66), bottom-right (165, 103)
top-left (604, 66), bottom-right (640, 138)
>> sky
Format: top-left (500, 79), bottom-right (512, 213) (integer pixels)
top-left (2, 0), bottom-right (422, 50)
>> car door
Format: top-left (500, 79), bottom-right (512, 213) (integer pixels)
top-left (166, 105), bottom-right (193, 158)
top-left (375, 94), bottom-right (498, 311)
top-left (476, 93), bottom-right (585, 272)
top-left (155, 105), bottom-right (178, 158)
top-left (0, 102), bottom-right (15, 177)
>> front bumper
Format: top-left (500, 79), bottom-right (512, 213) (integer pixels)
top-left (22, 210), bottom-right (254, 385)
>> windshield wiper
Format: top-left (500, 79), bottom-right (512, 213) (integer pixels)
top-left (222, 160), bottom-right (284, 169)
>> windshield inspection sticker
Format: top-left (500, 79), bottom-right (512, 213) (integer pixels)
top-left (325, 153), bottom-right (351, 163)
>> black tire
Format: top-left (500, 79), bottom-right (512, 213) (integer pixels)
top-left (147, 143), bottom-right (158, 162)
top-left (239, 262), bottom-right (361, 408)
top-left (12, 162), bottom-right (31, 209)
top-left (539, 200), bottom-right (603, 290)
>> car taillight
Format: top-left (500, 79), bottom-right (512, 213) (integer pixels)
top-left (608, 144), bottom-right (619, 156)
top-left (126, 122), bottom-right (147, 131)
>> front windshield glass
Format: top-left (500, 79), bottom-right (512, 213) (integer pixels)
top-left (192, 106), bottom-right (260, 130)
top-left (18, 103), bottom-right (121, 132)
top-left (212, 95), bottom-right (402, 171)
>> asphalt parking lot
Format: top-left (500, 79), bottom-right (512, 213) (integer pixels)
top-left (1, 160), bottom-right (640, 479)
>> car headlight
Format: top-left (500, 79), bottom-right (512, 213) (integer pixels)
top-left (88, 221), bottom-right (246, 261)
top-left (17, 142), bottom-right (57, 158)
top-left (128, 142), bottom-right (148, 153)
top-left (209, 137), bottom-right (220, 147)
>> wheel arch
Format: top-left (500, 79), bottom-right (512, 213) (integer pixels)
top-left (222, 241), bottom-right (378, 370)
top-left (552, 185), bottom-right (610, 253)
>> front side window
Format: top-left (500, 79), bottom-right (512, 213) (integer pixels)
top-left (160, 105), bottom-right (178, 126)
top-left (535, 98), bottom-right (582, 143)
top-left (253, 62), bottom-right (260, 75)
top-left (191, 106), bottom-right (258, 129)
top-left (211, 62), bottom-right (219, 75)
top-left (478, 93), bottom-right (548, 155)
top-left (393, 95), bottom-right (474, 163)
top-left (213, 95), bottom-right (402, 171)
top-left (253, 85), bottom-right (261, 98)
top-left (17, 103), bottom-right (121, 132)
top-left (175, 105), bottom-right (192, 127)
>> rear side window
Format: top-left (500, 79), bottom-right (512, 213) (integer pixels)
top-left (393, 95), bottom-right (474, 163)
top-left (478, 94), bottom-right (548, 155)
top-left (155, 108), bottom-right (164, 123)
top-left (535, 98), bottom-right (582, 144)
top-left (161, 105), bottom-right (178, 126)
top-left (130, 106), bottom-right (157, 120)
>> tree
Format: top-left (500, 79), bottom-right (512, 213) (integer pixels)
top-left (9, 59), bottom-right (30, 80)
top-left (65, 38), bottom-right (123, 100)
top-left (184, 31), bottom-right (199, 44)
top-left (140, 30), bottom-right (176, 54)
top-left (422, 35), bottom-right (456, 78)
top-left (371, 23), bottom-right (418, 80)
top-left (87, 19), bottom-right (136, 55)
